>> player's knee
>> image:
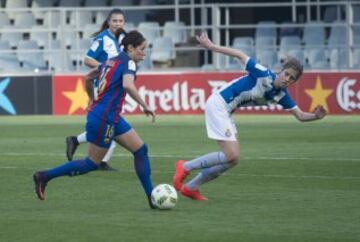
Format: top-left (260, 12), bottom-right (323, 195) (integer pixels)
top-left (225, 150), bottom-right (240, 164)
top-left (134, 143), bottom-right (148, 156)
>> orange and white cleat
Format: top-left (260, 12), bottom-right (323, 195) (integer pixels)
top-left (173, 160), bottom-right (189, 191)
top-left (180, 185), bottom-right (208, 201)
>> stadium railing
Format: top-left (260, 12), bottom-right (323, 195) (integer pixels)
top-left (0, 0), bottom-right (359, 74)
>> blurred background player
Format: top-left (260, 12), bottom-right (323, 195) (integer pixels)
top-left (66, 8), bottom-right (127, 171)
top-left (34, 31), bottom-right (156, 209)
top-left (173, 32), bottom-right (327, 201)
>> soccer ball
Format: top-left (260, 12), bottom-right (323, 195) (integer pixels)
top-left (151, 184), bottom-right (178, 210)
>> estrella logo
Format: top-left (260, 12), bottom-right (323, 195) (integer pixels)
top-left (0, 77), bottom-right (16, 115)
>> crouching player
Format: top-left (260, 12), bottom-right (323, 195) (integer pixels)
top-left (173, 33), bottom-right (327, 201)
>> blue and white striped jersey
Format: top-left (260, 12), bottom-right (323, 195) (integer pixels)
top-left (86, 29), bottom-right (122, 64)
top-left (218, 57), bottom-right (297, 112)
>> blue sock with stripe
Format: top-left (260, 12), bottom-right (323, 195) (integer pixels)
top-left (133, 144), bottom-right (153, 198)
top-left (46, 157), bottom-right (98, 181)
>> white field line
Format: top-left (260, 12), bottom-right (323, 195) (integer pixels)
top-left (1, 152), bottom-right (360, 180)
top-left (2, 152), bottom-right (360, 162)
top-left (0, 166), bottom-right (359, 180)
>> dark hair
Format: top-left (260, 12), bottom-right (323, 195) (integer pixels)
top-left (92, 8), bottom-right (125, 38)
top-left (282, 56), bottom-right (304, 80)
top-left (121, 30), bottom-right (146, 52)
top-left (115, 28), bottom-right (127, 41)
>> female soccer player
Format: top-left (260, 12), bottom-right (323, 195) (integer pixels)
top-left (173, 32), bottom-right (327, 201)
top-left (66, 8), bottom-right (127, 171)
top-left (34, 31), bottom-right (156, 209)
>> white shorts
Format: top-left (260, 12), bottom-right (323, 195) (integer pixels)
top-left (205, 93), bottom-right (237, 141)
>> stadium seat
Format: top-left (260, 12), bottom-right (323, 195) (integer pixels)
top-left (307, 48), bottom-right (328, 69)
top-left (287, 49), bottom-right (305, 66)
top-left (302, 21), bottom-right (325, 47)
top-left (17, 40), bottom-right (47, 70)
top-left (31, 0), bottom-right (56, 20)
top-left (69, 10), bottom-right (94, 27)
top-left (70, 38), bottom-right (92, 63)
top-left (48, 52), bottom-right (75, 72)
top-left (323, 6), bottom-right (344, 23)
top-left (43, 39), bottom-right (61, 61)
top-left (255, 21), bottom-right (277, 40)
top-left (353, 34), bottom-right (360, 48)
top-left (278, 36), bottom-right (302, 61)
top-left (0, 12), bottom-right (11, 28)
top-left (30, 25), bottom-right (53, 48)
top-left (329, 48), bottom-right (348, 69)
top-left (150, 37), bottom-right (175, 63)
top-left (14, 12), bottom-right (36, 28)
top-left (138, 22), bottom-right (161, 46)
top-left (4, 0), bottom-right (29, 20)
top-left (311, 61), bottom-right (329, 70)
top-left (256, 49), bottom-right (279, 69)
top-left (95, 11), bottom-right (107, 25)
top-left (43, 11), bottom-right (62, 28)
top-left (1, 28), bottom-right (23, 48)
top-left (0, 39), bottom-right (16, 59)
top-left (255, 36), bottom-right (276, 60)
top-left (233, 36), bottom-right (254, 47)
top-left (328, 22), bottom-right (347, 49)
top-left (232, 37), bottom-right (254, 62)
top-left (353, 48), bottom-right (360, 68)
top-left (83, 23), bottom-right (98, 39)
top-left (354, 6), bottom-right (360, 22)
top-left (255, 36), bottom-right (276, 49)
top-left (55, 27), bottom-right (80, 48)
top-left (163, 21), bottom-right (187, 45)
top-left (279, 21), bottom-right (301, 37)
top-left (0, 55), bottom-right (22, 72)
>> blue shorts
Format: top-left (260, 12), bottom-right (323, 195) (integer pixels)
top-left (86, 113), bottom-right (132, 148)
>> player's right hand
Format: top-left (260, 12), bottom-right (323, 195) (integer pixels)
top-left (143, 106), bottom-right (156, 123)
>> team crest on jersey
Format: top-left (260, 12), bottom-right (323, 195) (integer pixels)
top-left (225, 129), bottom-right (232, 137)
top-left (128, 60), bottom-right (136, 71)
top-left (90, 40), bottom-right (99, 51)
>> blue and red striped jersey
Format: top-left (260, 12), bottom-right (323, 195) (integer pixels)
top-left (89, 51), bottom-right (137, 123)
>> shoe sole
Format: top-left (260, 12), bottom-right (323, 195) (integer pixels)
top-left (65, 137), bottom-right (76, 161)
top-left (33, 173), bottom-right (45, 200)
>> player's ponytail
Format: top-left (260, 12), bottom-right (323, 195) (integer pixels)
top-left (91, 8), bottom-right (125, 38)
top-left (121, 30), bottom-right (146, 52)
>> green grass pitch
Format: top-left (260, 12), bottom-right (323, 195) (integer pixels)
top-left (0, 115), bottom-right (359, 242)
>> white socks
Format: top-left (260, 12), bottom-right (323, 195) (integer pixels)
top-left (102, 141), bottom-right (116, 163)
top-left (183, 152), bottom-right (227, 171)
top-left (77, 132), bottom-right (87, 143)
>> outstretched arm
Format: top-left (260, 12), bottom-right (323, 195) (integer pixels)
top-left (290, 105), bottom-right (327, 122)
top-left (196, 32), bottom-right (249, 64)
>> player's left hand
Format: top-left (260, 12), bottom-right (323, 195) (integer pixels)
top-left (143, 106), bottom-right (156, 123)
top-left (313, 105), bottom-right (327, 119)
top-left (196, 32), bottom-right (214, 50)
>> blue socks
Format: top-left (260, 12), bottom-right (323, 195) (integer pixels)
top-left (46, 157), bottom-right (98, 181)
top-left (133, 144), bottom-right (153, 198)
